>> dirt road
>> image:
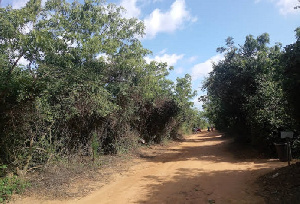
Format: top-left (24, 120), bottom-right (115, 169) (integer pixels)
top-left (15, 131), bottom-right (286, 203)
top-left (71, 131), bottom-right (285, 203)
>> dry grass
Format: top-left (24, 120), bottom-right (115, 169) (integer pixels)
top-left (16, 139), bottom-right (180, 201)
top-left (257, 162), bottom-right (300, 203)
top-left (20, 154), bottom-right (137, 200)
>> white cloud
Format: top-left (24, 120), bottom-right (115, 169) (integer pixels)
top-left (192, 96), bottom-right (203, 109)
top-left (11, 0), bottom-right (47, 9)
top-left (18, 57), bottom-right (30, 66)
top-left (255, 0), bottom-right (300, 15)
top-left (12, 0), bottom-right (28, 9)
top-left (158, 48), bottom-right (167, 55)
top-left (145, 53), bottom-right (184, 66)
top-left (21, 22), bottom-right (33, 34)
top-left (120, 0), bottom-right (141, 18)
top-left (191, 54), bottom-right (224, 81)
top-left (276, 0), bottom-right (299, 15)
top-left (144, 0), bottom-right (197, 39)
top-left (96, 53), bottom-right (110, 63)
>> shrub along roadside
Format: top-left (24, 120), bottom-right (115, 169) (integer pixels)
top-left (0, 2), bottom-right (205, 200)
top-left (0, 165), bottom-right (29, 203)
top-left (202, 28), bottom-right (300, 156)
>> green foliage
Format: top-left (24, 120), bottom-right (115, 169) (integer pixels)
top-left (281, 36), bottom-right (300, 129)
top-left (91, 132), bottom-right (100, 161)
top-left (173, 74), bottom-right (197, 134)
top-left (295, 27), bottom-right (300, 41)
top-left (0, 175), bottom-right (28, 203)
top-left (203, 31), bottom-right (297, 152)
top-left (0, 166), bottom-right (28, 203)
top-left (0, 0), bottom-right (197, 185)
top-left (180, 108), bottom-right (208, 134)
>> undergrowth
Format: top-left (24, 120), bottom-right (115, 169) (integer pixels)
top-left (0, 165), bottom-right (29, 203)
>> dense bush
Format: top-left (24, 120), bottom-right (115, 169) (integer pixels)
top-left (203, 29), bottom-right (300, 155)
top-left (0, 0), bottom-right (200, 181)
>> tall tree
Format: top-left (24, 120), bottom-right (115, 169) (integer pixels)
top-left (203, 33), bottom-right (291, 149)
top-left (0, 0), bottom-right (197, 172)
top-left (281, 27), bottom-right (300, 129)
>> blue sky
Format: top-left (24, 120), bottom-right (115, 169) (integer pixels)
top-left (2, 0), bottom-right (300, 109)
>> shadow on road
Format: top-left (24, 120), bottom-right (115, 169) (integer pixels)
top-left (140, 131), bottom-right (277, 164)
top-left (135, 168), bottom-right (262, 203)
top-left (135, 131), bottom-right (284, 203)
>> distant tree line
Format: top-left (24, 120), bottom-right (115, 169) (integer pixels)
top-left (0, 0), bottom-right (204, 175)
top-left (202, 27), bottom-right (300, 155)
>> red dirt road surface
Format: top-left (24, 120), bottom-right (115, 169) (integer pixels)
top-left (15, 131), bottom-right (286, 204)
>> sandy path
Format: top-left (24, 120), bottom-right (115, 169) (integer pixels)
top-left (15, 131), bottom-right (286, 204)
top-left (70, 131), bottom-right (284, 204)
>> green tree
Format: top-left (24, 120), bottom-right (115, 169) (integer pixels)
top-left (0, 0), bottom-right (197, 175)
top-left (173, 74), bottom-right (197, 134)
top-left (203, 33), bottom-right (291, 150)
top-left (281, 27), bottom-right (300, 129)
top-left (0, 0), bottom-right (147, 170)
